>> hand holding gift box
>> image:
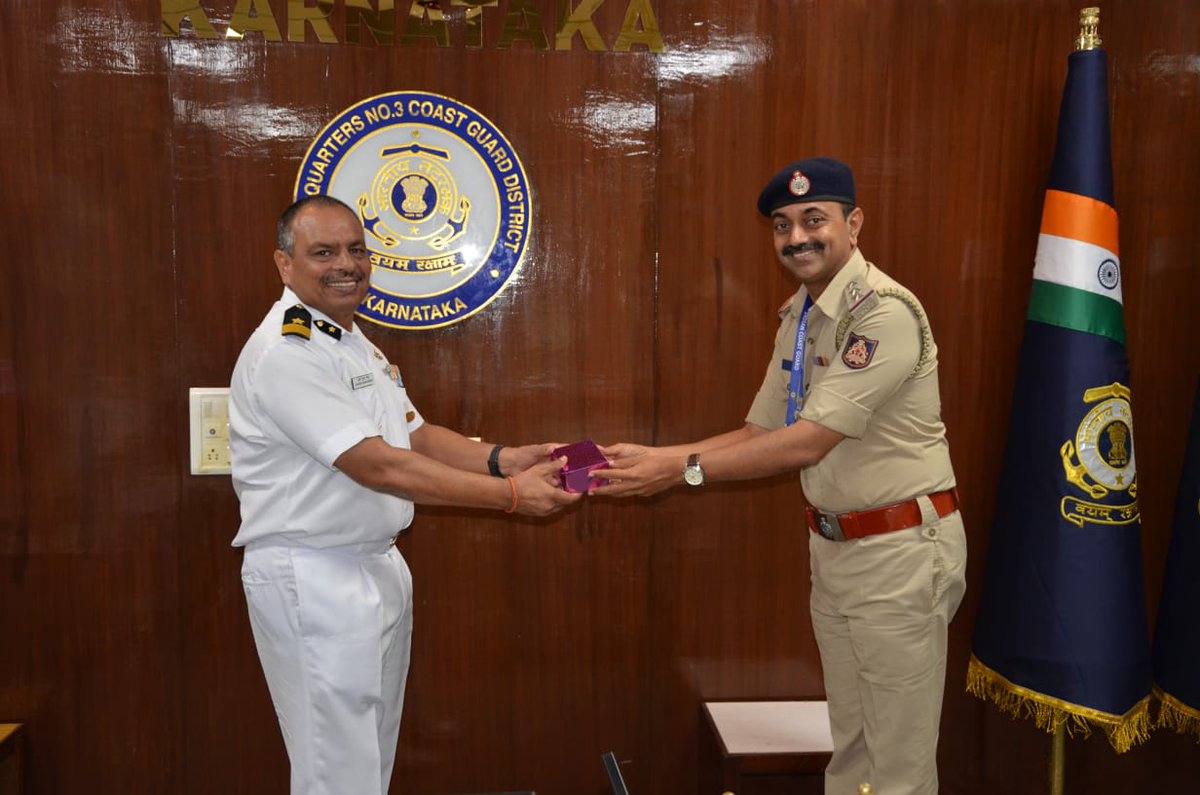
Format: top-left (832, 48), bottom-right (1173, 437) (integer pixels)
top-left (550, 440), bottom-right (611, 494)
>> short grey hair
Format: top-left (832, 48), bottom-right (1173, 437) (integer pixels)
top-left (276, 195), bottom-right (358, 255)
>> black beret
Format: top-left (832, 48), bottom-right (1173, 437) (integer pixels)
top-left (756, 157), bottom-right (856, 216)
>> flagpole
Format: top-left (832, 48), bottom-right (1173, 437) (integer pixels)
top-left (1049, 723), bottom-right (1064, 795)
top-left (1044, 11), bottom-right (1103, 794)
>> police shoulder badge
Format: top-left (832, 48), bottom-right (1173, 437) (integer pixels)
top-left (295, 91), bottom-right (532, 331)
top-left (788, 169), bottom-right (810, 197)
top-left (841, 333), bottom-right (878, 369)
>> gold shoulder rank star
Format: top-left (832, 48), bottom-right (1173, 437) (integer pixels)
top-left (313, 319), bottom-right (342, 341)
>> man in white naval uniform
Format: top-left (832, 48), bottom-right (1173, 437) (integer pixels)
top-left (229, 195), bottom-right (579, 795)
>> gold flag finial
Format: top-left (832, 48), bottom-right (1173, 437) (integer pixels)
top-left (1075, 7), bottom-right (1102, 51)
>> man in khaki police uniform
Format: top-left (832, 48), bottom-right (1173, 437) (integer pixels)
top-left (593, 158), bottom-right (967, 794)
top-left (230, 195), bottom-right (579, 795)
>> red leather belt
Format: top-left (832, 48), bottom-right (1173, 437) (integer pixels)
top-left (806, 488), bottom-right (960, 542)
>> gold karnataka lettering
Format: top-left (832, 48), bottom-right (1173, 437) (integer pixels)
top-left (162, 0), bottom-right (665, 52)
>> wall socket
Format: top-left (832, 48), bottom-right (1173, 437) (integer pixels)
top-left (189, 387), bottom-right (231, 475)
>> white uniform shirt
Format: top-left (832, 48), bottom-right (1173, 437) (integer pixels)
top-left (230, 288), bottom-right (424, 548)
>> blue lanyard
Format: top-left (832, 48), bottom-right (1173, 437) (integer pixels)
top-left (785, 296), bottom-right (814, 426)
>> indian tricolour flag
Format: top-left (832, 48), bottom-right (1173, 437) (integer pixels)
top-left (967, 44), bottom-right (1152, 753)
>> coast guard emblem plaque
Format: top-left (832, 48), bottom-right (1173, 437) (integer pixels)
top-left (294, 91), bottom-right (532, 330)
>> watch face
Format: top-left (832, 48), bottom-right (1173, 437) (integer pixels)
top-left (683, 466), bottom-right (704, 486)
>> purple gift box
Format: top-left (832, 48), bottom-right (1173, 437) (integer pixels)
top-left (550, 440), bottom-right (611, 494)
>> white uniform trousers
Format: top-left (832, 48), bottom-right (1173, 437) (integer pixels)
top-left (809, 498), bottom-right (967, 795)
top-left (241, 540), bottom-right (414, 795)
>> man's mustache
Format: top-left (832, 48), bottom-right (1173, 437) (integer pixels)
top-left (322, 271), bottom-right (365, 283)
top-left (782, 242), bottom-right (824, 256)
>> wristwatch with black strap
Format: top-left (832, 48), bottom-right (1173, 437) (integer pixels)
top-left (487, 444), bottom-right (505, 478)
top-left (682, 453), bottom-right (704, 487)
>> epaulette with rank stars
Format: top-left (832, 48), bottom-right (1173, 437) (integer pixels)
top-left (313, 318), bottom-right (342, 340)
top-left (282, 304), bottom-right (311, 339)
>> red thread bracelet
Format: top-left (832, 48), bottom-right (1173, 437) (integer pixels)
top-left (504, 476), bottom-right (518, 513)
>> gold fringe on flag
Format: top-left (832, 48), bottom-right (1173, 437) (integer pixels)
top-left (966, 655), bottom-right (1152, 753)
top-left (1153, 686), bottom-right (1200, 742)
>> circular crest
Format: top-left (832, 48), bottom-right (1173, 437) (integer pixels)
top-left (294, 91), bottom-right (532, 330)
top-left (1075, 397), bottom-right (1136, 491)
top-left (1097, 258), bottom-right (1120, 290)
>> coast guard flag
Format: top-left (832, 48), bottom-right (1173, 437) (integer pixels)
top-left (1152, 379), bottom-right (1200, 740)
top-left (967, 45), bottom-right (1152, 752)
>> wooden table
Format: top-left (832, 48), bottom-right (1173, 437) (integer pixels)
top-left (699, 701), bottom-right (833, 795)
top-left (0, 724), bottom-right (25, 795)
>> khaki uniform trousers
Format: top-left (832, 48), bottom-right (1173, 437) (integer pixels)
top-left (241, 540), bottom-right (414, 795)
top-left (809, 497), bottom-right (967, 795)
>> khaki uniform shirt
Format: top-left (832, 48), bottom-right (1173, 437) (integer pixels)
top-left (746, 249), bottom-right (955, 514)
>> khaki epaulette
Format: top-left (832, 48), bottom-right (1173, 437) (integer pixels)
top-left (835, 287), bottom-right (933, 376)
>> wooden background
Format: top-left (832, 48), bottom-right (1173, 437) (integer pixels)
top-left (2, 1), bottom-right (1198, 792)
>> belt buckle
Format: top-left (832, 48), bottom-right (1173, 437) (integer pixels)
top-left (816, 512), bottom-right (844, 542)
top-left (807, 506), bottom-right (845, 542)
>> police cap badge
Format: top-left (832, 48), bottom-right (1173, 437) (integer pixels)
top-left (757, 157), bottom-right (856, 216)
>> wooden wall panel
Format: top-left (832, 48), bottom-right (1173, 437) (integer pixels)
top-left (1, 1), bottom-right (1198, 793)
top-left (0, 1), bottom-right (185, 791)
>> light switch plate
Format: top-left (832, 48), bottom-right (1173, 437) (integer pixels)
top-left (189, 387), bottom-right (231, 475)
